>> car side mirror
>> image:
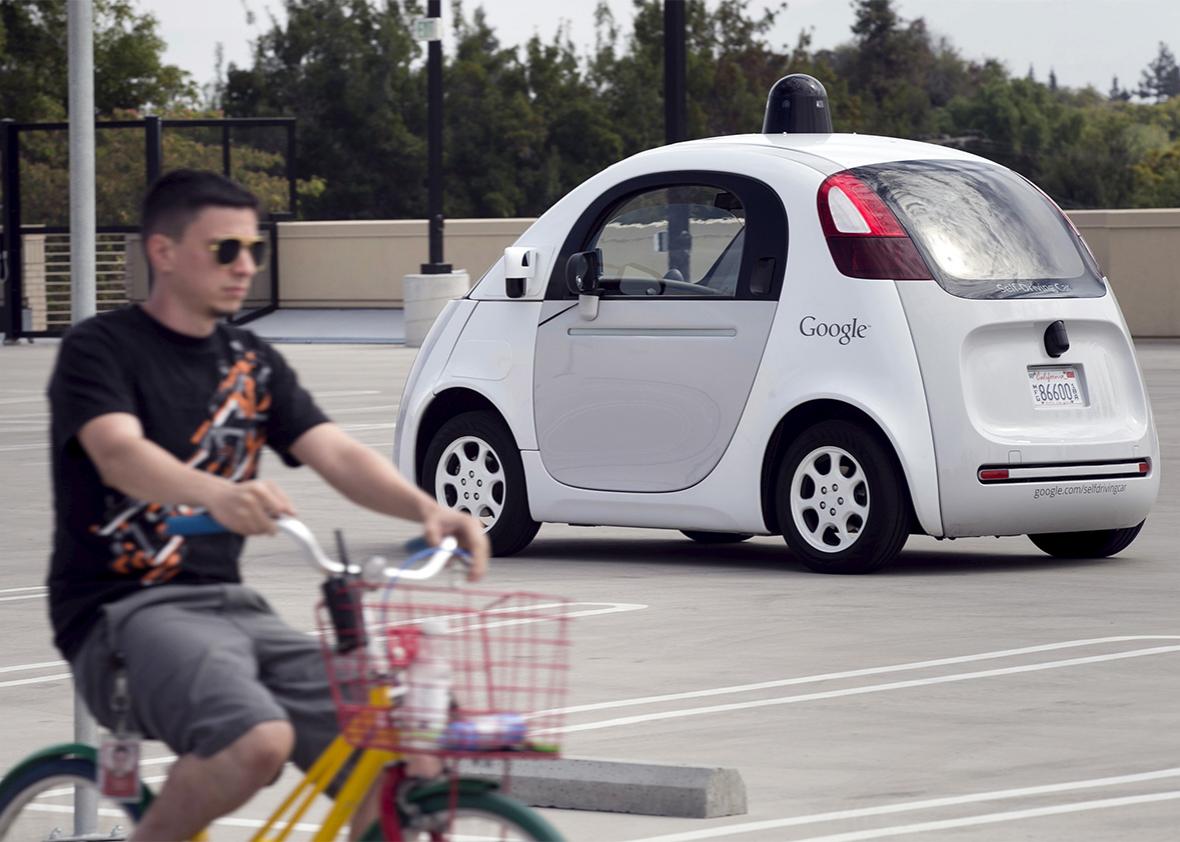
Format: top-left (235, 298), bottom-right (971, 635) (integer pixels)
top-left (566, 250), bottom-right (602, 296)
top-left (566, 250), bottom-right (603, 320)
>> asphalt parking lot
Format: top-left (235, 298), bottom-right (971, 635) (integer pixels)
top-left (2, 336), bottom-right (1179, 841)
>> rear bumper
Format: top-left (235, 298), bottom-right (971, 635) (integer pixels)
top-left (941, 464), bottom-right (1159, 537)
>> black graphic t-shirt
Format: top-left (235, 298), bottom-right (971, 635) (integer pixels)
top-left (47, 306), bottom-right (329, 659)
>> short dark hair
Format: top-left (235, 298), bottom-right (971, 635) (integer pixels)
top-left (141, 169), bottom-right (261, 241)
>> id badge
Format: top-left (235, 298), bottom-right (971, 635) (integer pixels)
top-left (98, 735), bottom-right (141, 802)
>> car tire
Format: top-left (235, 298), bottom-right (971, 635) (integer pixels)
top-left (680, 530), bottom-right (753, 544)
top-left (1027, 521), bottom-right (1145, 559)
top-left (775, 419), bottom-right (910, 574)
top-left (422, 411), bottom-right (540, 557)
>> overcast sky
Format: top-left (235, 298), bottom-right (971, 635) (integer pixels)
top-left (146, 0), bottom-right (1178, 98)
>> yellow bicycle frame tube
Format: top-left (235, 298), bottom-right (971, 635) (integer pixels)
top-left (246, 736), bottom-right (397, 842)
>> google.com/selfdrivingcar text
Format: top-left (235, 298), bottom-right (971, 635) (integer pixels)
top-left (1033, 482), bottom-right (1129, 500)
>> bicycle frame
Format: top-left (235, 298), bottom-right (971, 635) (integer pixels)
top-left (249, 734), bottom-right (396, 842)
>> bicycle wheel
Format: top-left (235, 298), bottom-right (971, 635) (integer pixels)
top-left (382, 788), bottom-right (563, 841)
top-left (0, 756), bottom-right (143, 841)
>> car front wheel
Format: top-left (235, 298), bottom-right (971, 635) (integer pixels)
top-left (775, 419), bottom-right (910, 574)
top-left (422, 411), bottom-right (540, 557)
top-left (1027, 521), bottom-right (1145, 558)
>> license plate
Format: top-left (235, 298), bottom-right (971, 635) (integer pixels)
top-left (1028, 366), bottom-right (1085, 407)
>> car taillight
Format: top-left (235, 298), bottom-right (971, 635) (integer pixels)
top-left (817, 171), bottom-right (932, 280)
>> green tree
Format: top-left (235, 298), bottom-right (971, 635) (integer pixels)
top-left (520, 28), bottom-right (622, 213)
top-left (0, 0), bottom-right (195, 121)
top-left (1109, 76), bottom-right (1132, 102)
top-left (1137, 42), bottom-right (1180, 103)
top-left (224, 0), bottom-right (426, 219)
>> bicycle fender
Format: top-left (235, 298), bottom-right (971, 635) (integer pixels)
top-left (0, 742), bottom-right (97, 795)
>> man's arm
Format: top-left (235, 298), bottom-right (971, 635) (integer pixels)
top-left (78, 412), bottom-right (295, 535)
top-left (290, 422), bottom-right (490, 575)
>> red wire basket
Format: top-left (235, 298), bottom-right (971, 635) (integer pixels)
top-left (317, 581), bottom-right (571, 759)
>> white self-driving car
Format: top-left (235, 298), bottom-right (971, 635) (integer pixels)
top-left (394, 76), bottom-right (1159, 574)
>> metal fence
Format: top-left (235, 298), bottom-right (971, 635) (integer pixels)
top-left (2, 116), bottom-right (296, 342)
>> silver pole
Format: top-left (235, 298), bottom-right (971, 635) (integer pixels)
top-left (69, 0), bottom-right (96, 325)
top-left (69, 3), bottom-right (99, 835)
top-left (73, 687), bottom-right (99, 835)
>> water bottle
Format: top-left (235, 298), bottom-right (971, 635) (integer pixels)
top-left (442, 713), bottom-right (527, 751)
top-left (400, 617), bottom-right (452, 749)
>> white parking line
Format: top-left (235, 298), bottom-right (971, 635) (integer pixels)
top-left (21, 804), bottom-right (323, 834)
top-left (0, 586), bottom-right (47, 595)
top-left (0, 592), bottom-right (48, 602)
top-left (541, 635), bottom-right (1180, 717)
top-left (337, 422), bottom-right (396, 432)
top-left (786, 793), bottom-right (1180, 841)
top-left (0, 673), bottom-right (71, 689)
top-left (0, 603), bottom-right (647, 689)
top-left (0, 659), bottom-right (64, 674)
top-left (0, 442), bottom-right (46, 452)
top-left (326, 404), bottom-right (400, 415)
top-left (543, 642), bottom-right (1180, 735)
top-left (618, 767), bottom-right (1180, 841)
top-left (315, 390), bottom-right (381, 398)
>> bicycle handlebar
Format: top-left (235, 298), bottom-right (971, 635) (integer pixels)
top-left (164, 514), bottom-right (461, 581)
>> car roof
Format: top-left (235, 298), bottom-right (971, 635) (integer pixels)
top-left (640, 132), bottom-right (987, 175)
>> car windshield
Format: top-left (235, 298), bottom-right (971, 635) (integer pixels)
top-left (854, 160), bottom-right (1106, 300)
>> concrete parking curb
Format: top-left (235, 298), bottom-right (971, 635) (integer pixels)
top-left (460, 757), bottom-right (748, 818)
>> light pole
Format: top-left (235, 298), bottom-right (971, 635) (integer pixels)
top-left (664, 2), bottom-right (690, 281)
top-left (403, 4), bottom-right (468, 347)
top-left (664, 0), bottom-right (686, 145)
top-left (422, 0), bottom-right (450, 274)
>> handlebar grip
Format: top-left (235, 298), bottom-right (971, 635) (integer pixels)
top-left (164, 514), bottom-right (227, 536)
top-left (404, 535), bottom-right (431, 555)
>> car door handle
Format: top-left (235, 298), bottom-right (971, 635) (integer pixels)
top-left (567, 328), bottom-right (738, 337)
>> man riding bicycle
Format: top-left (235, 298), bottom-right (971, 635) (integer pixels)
top-left (47, 169), bottom-right (489, 841)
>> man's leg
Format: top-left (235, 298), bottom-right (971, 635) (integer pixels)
top-left (131, 720), bottom-right (294, 841)
top-left (92, 590), bottom-right (298, 839)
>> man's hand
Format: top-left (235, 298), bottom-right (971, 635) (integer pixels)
top-left (203, 480), bottom-right (296, 536)
top-left (421, 506), bottom-right (490, 581)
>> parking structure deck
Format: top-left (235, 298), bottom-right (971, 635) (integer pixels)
top-left (2, 337), bottom-right (1179, 841)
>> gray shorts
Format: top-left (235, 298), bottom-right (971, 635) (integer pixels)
top-left (70, 583), bottom-right (339, 770)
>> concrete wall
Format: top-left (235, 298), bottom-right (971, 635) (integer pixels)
top-left (118, 211), bottom-right (1180, 336)
top-left (1068, 209), bottom-right (1180, 337)
top-left (275, 218), bottom-right (533, 307)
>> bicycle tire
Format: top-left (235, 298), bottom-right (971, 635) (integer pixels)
top-left (0, 756), bottom-right (144, 841)
top-left (370, 787), bottom-right (563, 841)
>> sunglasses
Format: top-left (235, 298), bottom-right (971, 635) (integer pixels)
top-left (208, 236), bottom-right (269, 269)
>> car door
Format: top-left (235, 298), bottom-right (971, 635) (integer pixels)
top-left (533, 172), bottom-right (787, 492)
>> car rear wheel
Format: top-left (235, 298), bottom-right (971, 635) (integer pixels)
top-left (1027, 521), bottom-right (1145, 558)
top-left (680, 530), bottom-right (753, 544)
top-left (775, 419), bottom-right (910, 574)
top-left (423, 411), bottom-right (540, 557)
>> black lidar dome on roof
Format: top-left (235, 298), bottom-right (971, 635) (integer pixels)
top-left (762, 74), bottom-right (833, 134)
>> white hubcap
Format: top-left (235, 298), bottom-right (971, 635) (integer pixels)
top-left (435, 435), bottom-right (505, 530)
top-left (790, 445), bottom-right (870, 553)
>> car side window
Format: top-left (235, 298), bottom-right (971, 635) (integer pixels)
top-left (590, 186), bottom-right (746, 298)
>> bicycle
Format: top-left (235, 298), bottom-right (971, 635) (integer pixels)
top-left (0, 516), bottom-right (571, 841)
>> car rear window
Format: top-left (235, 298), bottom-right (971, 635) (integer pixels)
top-left (854, 160), bottom-right (1106, 300)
